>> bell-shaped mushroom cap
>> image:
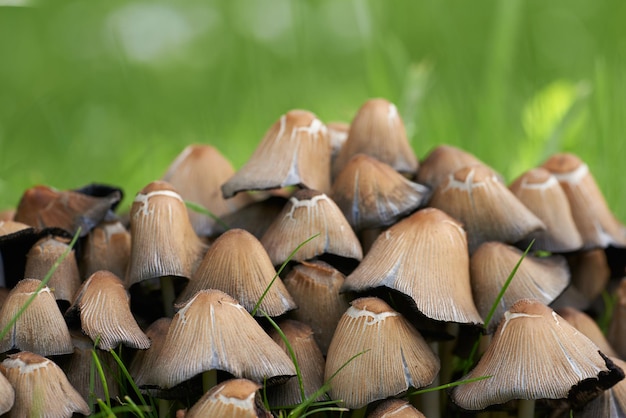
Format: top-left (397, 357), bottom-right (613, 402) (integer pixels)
top-left (0, 369), bottom-right (14, 415)
top-left (147, 289), bottom-right (296, 389)
top-left (367, 399), bottom-right (426, 418)
top-left (449, 299), bottom-right (625, 410)
top-left (0, 351), bottom-right (90, 417)
top-left (184, 379), bottom-right (271, 418)
top-left (14, 184), bottom-right (121, 237)
top-left (576, 356), bottom-right (626, 417)
top-left (283, 260), bottom-right (350, 354)
top-left (81, 220), bottom-right (130, 280)
top-left (429, 165), bottom-right (545, 253)
top-left (222, 110), bottom-right (331, 198)
top-left (470, 241), bottom-right (570, 332)
top-left (163, 144), bottom-right (253, 236)
top-left (327, 121), bottom-right (349, 159)
top-left (325, 297), bottom-right (440, 409)
top-left (24, 236), bottom-right (81, 304)
top-left (66, 270), bottom-right (150, 350)
top-left (126, 181), bottom-right (206, 288)
top-left (609, 278), bottom-right (626, 359)
top-left (267, 320), bottom-right (325, 407)
top-left (556, 307), bottom-right (617, 358)
top-left (509, 168), bottom-right (583, 253)
top-left (416, 144), bottom-right (489, 189)
top-left (216, 195), bottom-right (287, 239)
top-left (331, 154), bottom-right (430, 231)
top-left (0, 220), bottom-right (30, 235)
top-left (542, 153), bottom-right (626, 249)
top-left (129, 317), bottom-right (171, 387)
top-left (177, 228), bottom-right (296, 316)
top-left (0, 279), bottom-right (73, 356)
top-left (332, 98), bottom-right (418, 179)
top-left (261, 189), bottom-right (363, 266)
top-left (343, 208), bottom-right (483, 325)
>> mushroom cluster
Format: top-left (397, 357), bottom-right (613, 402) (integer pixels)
top-left (0, 98), bottom-right (625, 417)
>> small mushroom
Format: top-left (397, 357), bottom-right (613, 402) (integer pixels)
top-left (0, 351), bottom-right (90, 417)
top-left (367, 399), bottom-right (426, 418)
top-left (0, 368), bottom-right (14, 415)
top-left (325, 297), bottom-right (440, 409)
top-left (416, 144), bottom-right (492, 189)
top-left (182, 378), bottom-right (271, 418)
top-left (221, 110), bottom-right (332, 198)
top-left (81, 220), bottom-right (131, 280)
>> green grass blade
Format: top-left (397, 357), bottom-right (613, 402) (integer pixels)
top-left (185, 200), bottom-right (230, 230)
top-left (91, 349), bottom-right (111, 409)
top-left (0, 227), bottom-right (81, 340)
top-left (108, 348), bottom-right (149, 408)
top-left (251, 233), bottom-right (319, 316)
top-left (407, 375), bottom-right (492, 396)
top-left (299, 407), bottom-right (349, 417)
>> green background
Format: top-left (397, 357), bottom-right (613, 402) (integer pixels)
top-left (1, 0), bottom-right (625, 220)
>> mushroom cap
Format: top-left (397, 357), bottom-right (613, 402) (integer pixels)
top-left (608, 278), bottom-right (626, 359)
top-left (429, 165), bottom-right (545, 253)
top-left (185, 379), bottom-right (271, 418)
top-left (0, 369), bottom-right (14, 415)
top-left (163, 144), bottom-right (253, 236)
top-left (129, 317), bottom-right (172, 388)
top-left (332, 98), bottom-right (418, 178)
top-left (81, 220), bottom-right (131, 280)
top-left (177, 228), bottom-right (296, 316)
top-left (261, 189), bottom-right (363, 266)
top-left (146, 289), bottom-right (296, 389)
top-left (367, 399), bottom-right (426, 418)
top-left (509, 167), bottom-right (583, 253)
top-left (325, 297), bottom-right (440, 409)
top-left (66, 270), bottom-right (151, 350)
top-left (331, 154), bottom-right (430, 230)
top-left (0, 278), bottom-right (73, 356)
top-left (470, 241), bottom-right (570, 332)
top-left (556, 307), bottom-right (617, 358)
top-left (416, 144), bottom-right (490, 189)
top-left (576, 357), bottom-right (626, 417)
top-left (0, 351), bottom-right (90, 417)
top-left (542, 153), bottom-right (626, 249)
top-left (126, 180), bottom-right (205, 287)
top-left (450, 299), bottom-right (625, 410)
top-left (221, 110), bottom-right (331, 198)
top-left (343, 207), bottom-right (483, 325)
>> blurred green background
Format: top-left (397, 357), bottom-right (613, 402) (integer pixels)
top-left (1, 0), bottom-right (625, 219)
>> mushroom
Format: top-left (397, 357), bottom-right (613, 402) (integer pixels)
top-left (470, 241), bottom-right (570, 332)
top-left (0, 351), bottom-right (90, 417)
top-left (449, 299), bottom-right (625, 411)
top-left (24, 235), bottom-right (81, 306)
top-left (283, 260), bottom-right (350, 354)
top-left (144, 289), bottom-right (296, 389)
top-left (81, 220), bottom-right (131, 280)
top-left (416, 144), bottom-right (493, 189)
top-left (260, 189), bottom-right (363, 268)
top-left (330, 154), bottom-right (430, 231)
top-left (162, 144), bottom-right (253, 236)
top-left (556, 307), bottom-right (617, 358)
top-left (325, 297), bottom-right (440, 409)
top-left (429, 164), bottom-right (545, 253)
top-left (129, 317), bottom-right (171, 389)
top-left (0, 278), bottom-right (73, 356)
top-left (608, 278), bottom-right (626, 359)
top-left (182, 378), bottom-right (271, 418)
top-left (176, 228), bottom-right (296, 316)
top-left (367, 399), bottom-right (426, 418)
top-left (0, 368), bottom-right (14, 415)
top-left (221, 110), bottom-right (332, 198)
top-left (574, 357), bottom-right (626, 417)
top-left (332, 98), bottom-right (418, 179)
top-left (542, 153), bottom-right (626, 249)
top-left (509, 167), bottom-right (583, 253)
top-left (342, 207), bottom-right (483, 326)
top-left (65, 270), bottom-right (150, 350)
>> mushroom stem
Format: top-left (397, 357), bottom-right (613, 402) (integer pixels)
top-left (418, 341), bottom-right (441, 418)
top-left (351, 406), bottom-right (367, 418)
top-left (518, 399), bottom-right (535, 418)
top-left (161, 276), bottom-right (176, 317)
top-left (158, 399), bottom-right (170, 418)
top-left (203, 369), bottom-right (217, 393)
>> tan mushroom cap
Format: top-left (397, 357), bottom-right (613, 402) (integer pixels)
top-left (24, 236), bottom-right (81, 303)
top-left (126, 180), bottom-right (206, 288)
top-left (147, 289), bottom-right (296, 389)
top-left (331, 154), bottom-right (430, 230)
top-left (221, 110), bottom-right (331, 198)
top-left (0, 220), bottom-right (31, 235)
top-left (450, 299), bottom-right (625, 410)
top-left (0, 351), bottom-right (90, 417)
top-left (429, 165), bottom-right (545, 253)
top-left (283, 260), bottom-right (350, 354)
top-left (327, 121), bottom-right (350, 159)
top-left (343, 207), bottom-right (483, 325)
top-left (66, 270), bottom-right (150, 350)
top-left (325, 297), bottom-right (440, 409)
top-left (556, 307), bottom-right (617, 358)
top-left (81, 220), bottom-right (131, 280)
top-left (509, 167), bottom-right (583, 252)
top-left (416, 144), bottom-right (491, 189)
top-left (129, 317), bottom-right (172, 387)
top-left (0, 279), bottom-right (73, 356)
top-left (470, 241), bottom-right (570, 332)
top-left (542, 153), bottom-right (626, 249)
top-left (177, 228), bottom-right (296, 317)
top-left (184, 379), bottom-right (271, 418)
top-left (333, 98), bottom-right (418, 178)
top-left (609, 278), bottom-right (626, 359)
top-left (261, 189), bottom-right (363, 266)
top-left (0, 369), bottom-right (14, 415)
top-left (568, 248), bottom-right (611, 306)
top-left (367, 399), bottom-right (426, 418)
top-left (163, 144), bottom-right (253, 236)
